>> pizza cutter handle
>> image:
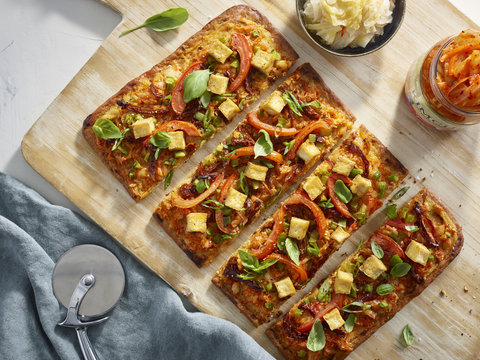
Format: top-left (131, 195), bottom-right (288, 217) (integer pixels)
top-left (76, 327), bottom-right (99, 360)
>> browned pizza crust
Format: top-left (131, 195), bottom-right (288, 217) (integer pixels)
top-left (266, 188), bottom-right (463, 360)
top-left (82, 5), bottom-right (298, 201)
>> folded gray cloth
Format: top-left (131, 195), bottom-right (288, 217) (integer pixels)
top-left (0, 173), bottom-right (273, 360)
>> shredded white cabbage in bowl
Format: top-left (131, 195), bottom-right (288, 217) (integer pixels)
top-left (303, 0), bottom-right (394, 49)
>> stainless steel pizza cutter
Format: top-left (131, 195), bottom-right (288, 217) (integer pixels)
top-left (52, 244), bottom-right (125, 360)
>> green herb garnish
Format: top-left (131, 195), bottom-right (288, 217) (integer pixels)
top-left (183, 70), bottom-right (211, 103)
top-left (344, 314), bottom-right (357, 333)
top-left (376, 283), bottom-right (394, 296)
top-left (149, 131), bottom-right (171, 149)
top-left (371, 241), bottom-right (384, 259)
top-left (342, 301), bottom-right (372, 313)
top-left (254, 129), bottom-right (273, 158)
top-left (286, 238), bottom-right (300, 265)
top-left (386, 204), bottom-right (398, 219)
top-left (390, 262), bottom-right (411, 277)
top-left (92, 118), bottom-right (122, 139)
top-left (334, 180), bottom-right (352, 203)
top-left (121, 8), bottom-right (189, 36)
top-left (317, 280), bottom-right (331, 302)
top-left (402, 324), bottom-right (414, 346)
top-left (306, 319), bottom-right (325, 352)
top-left (394, 186), bottom-right (410, 199)
top-left (164, 169), bottom-right (174, 189)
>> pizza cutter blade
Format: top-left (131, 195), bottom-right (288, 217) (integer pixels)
top-left (52, 244), bottom-right (125, 360)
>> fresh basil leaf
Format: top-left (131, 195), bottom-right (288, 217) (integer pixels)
top-left (164, 169), bottom-right (174, 189)
top-left (342, 301), bottom-right (372, 313)
top-left (201, 199), bottom-right (228, 210)
top-left (402, 324), bottom-right (414, 346)
top-left (254, 129), bottom-right (273, 158)
top-left (317, 280), bottom-right (331, 302)
top-left (282, 90), bottom-right (303, 117)
top-left (405, 225), bottom-right (419, 232)
top-left (92, 118), bottom-right (122, 139)
top-left (344, 314), bottom-right (357, 333)
top-left (386, 204), bottom-right (398, 219)
top-left (149, 131), bottom-right (171, 149)
top-left (277, 232), bottom-right (287, 251)
top-left (238, 250), bottom-right (260, 271)
top-left (183, 70), bottom-right (211, 103)
top-left (112, 128), bottom-right (130, 151)
top-left (200, 91), bottom-right (211, 108)
top-left (286, 238), bottom-right (300, 265)
top-left (394, 186), bottom-right (410, 200)
top-left (255, 259), bottom-right (278, 272)
top-left (318, 198), bottom-right (334, 209)
top-left (334, 180), bottom-right (352, 203)
top-left (390, 262), bottom-right (411, 277)
top-left (121, 8), bottom-right (189, 35)
top-left (389, 254), bottom-right (403, 267)
top-left (371, 241), bottom-right (384, 259)
top-left (376, 283), bottom-right (394, 296)
top-left (306, 319), bottom-right (325, 352)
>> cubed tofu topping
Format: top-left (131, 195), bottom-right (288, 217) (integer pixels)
top-left (274, 277), bottom-right (296, 298)
top-left (303, 175), bottom-right (325, 200)
top-left (406, 240), bottom-right (430, 266)
top-left (297, 140), bottom-right (321, 163)
top-left (245, 162), bottom-right (268, 182)
top-left (359, 255), bottom-right (387, 280)
top-left (330, 226), bottom-right (350, 244)
top-left (207, 74), bottom-right (229, 95)
top-left (186, 213), bottom-right (208, 233)
top-left (350, 175), bottom-right (372, 196)
top-left (207, 39), bottom-right (233, 64)
top-left (333, 156), bottom-right (356, 176)
top-left (323, 308), bottom-right (345, 331)
top-left (218, 98), bottom-right (240, 120)
top-left (288, 217), bottom-right (310, 240)
top-left (261, 91), bottom-right (286, 115)
top-left (251, 50), bottom-right (275, 74)
top-left (167, 131), bottom-right (186, 151)
top-left (132, 117), bottom-right (155, 139)
top-left (224, 188), bottom-right (247, 211)
top-left (334, 270), bottom-right (354, 294)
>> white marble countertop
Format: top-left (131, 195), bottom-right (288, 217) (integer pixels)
top-left (1, 0), bottom-right (478, 212)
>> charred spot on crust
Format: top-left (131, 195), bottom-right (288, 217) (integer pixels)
top-left (83, 114), bottom-right (93, 128)
top-left (155, 213), bottom-right (163, 223)
top-left (117, 100), bottom-right (127, 107)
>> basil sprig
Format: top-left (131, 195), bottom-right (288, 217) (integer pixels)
top-left (237, 250), bottom-right (277, 279)
top-left (342, 301), bottom-right (372, 313)
top-left (121, 8), bottom-right (189, 36)
top-left (334, 180), bottom-right (352, 203)
top-left (183, 70), bottom-right (211, 103)
top-left (254, 130), bottom-right (274, 158)
top-left (306, 319), bottom-right (326, 352)
top-left (92, 118), bottom-right (122, 139)
top-left (402, 324), bottom-right (414, 346)
top-left (285, 238), bottom-right (300, 265)
top-left (344, 314), bottom-right (357, 333)
top-left (386, 204), bottom-right (398, 219)
top-left (391, 262), bottom-right (411, 277)
top-left (376, 283), bottom-right (394, 296)
top-left (371, 241), bottom-right (384, 259)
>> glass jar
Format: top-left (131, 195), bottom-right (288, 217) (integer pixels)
top-left (405, 35), bottom-right (480, 130)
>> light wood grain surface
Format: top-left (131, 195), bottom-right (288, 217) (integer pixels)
top-left (21, 0), bottom-right (480, 358)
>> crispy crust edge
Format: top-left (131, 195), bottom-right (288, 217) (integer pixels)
top-left (82, 5), bottom-right (299, 201)
top-left (266, 187), bottom-right (463, 360)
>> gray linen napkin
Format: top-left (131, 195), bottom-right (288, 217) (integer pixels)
top-left (0, 172), bottom-right (274, 360)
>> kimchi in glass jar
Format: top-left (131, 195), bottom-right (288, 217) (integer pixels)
top-left (405, 29), bottom-right (480, 129)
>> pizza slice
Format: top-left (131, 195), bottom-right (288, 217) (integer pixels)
top-left (212, 126), bottom-right (408, 325)
top-left (154, 63), bottom-right (355, 266)
top-left (267, 188), bottom-right (463, 360)
top-left (82, 5), bottom-right (298, 201)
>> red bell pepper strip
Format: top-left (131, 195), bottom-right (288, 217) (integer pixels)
top-left (173, 173), bottom-right (224, 208)
top-left (284, 191), bottom-right (327, 239)
top-left (228, 33), bottom-right (253, 92)
top-left (246, 112), bottom-right (299, 137)
top-left (264, 253), bottom-right (308, 283)
top-left (158, 120), bottom-right (202, 137)
top-left (215, 173), bottom-right (238, 234)
top-left (250, 206), bottom-right (285, 259)
top-left (227, 146), bottom-right (283, 164)
top-left (285, 120), bottom-right (330, 161)
top-left (171, 62), bottom-right (203, 115)
top-left (296, 293), bottom-right (345, 332)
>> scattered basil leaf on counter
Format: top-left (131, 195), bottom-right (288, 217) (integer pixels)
top-left (286, 238), bottom-right (300, 265)
top-left (306, 319), bottom-right (326, 352)
top-left (92, 118), bottom-right (122, 139)
top-left (371, 241), bottom-right (384, 259)
top-left (254, 129), bottom-right (273, 158)
top-left (183, 70), bottom-right (211, 103)
top-left (334, 180), bottom-right (352, 203)
top-left (317, 280), bottom-right (331, 302)
top-left (405, 225), bottom-right (419, 232)
top-left (376, 283), bottom-right (394, 296)
top-left (390, 254), bottom-right (403, 267)
top-left (402, 324), bottom-right (414, 346)
top-left (342, 301), bottom-right (371, 313)
top-left (390, 262), bottom-right (411, 277)
top-left (394, 186), bottom-right (410, 199)
top-left (121, 8), bottom-right (189, 36)
top-left (386, 204), bottom-right (398, 219)
top-left (164, 169), bottom-right (174, 189)
top-left (344, 314), bottom-right (357, 333)
top-left (149, 131), bottom-right (171, 149)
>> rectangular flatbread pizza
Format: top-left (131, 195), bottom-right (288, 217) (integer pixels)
top-left (267, 188), bottom-right (463, 360)
top-left (212, 125), bottom-right (408, 325)
top-left (82, 5), bottom-right (298, 201)
top-left (154, 63), bottom-right (356, 266)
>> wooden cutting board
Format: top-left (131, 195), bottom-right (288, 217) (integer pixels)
top-left (22, 0), bottom-right (480, 358)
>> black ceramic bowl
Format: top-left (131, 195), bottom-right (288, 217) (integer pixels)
top-left (296, 0), bottom-right (406, 56)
